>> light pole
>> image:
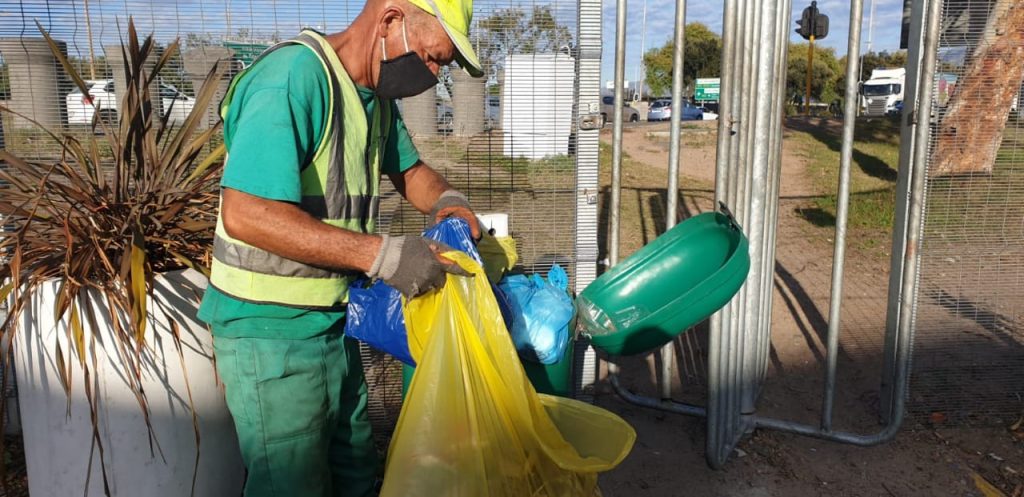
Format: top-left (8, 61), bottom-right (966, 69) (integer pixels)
top-left (83, 0), bottom-right (97, 79)
top-left (636, 0), bottom-right (648, 102)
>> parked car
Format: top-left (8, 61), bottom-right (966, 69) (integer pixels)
top-left (486, 95), bottom-right (500, 128)
top-left (66, 80), bottom-right (118, 125)
top-left (66, 79), bottom-right (195, 126)
top-left (886, 100), bottom-right (904, 118)
top-left (647, 99), bottom-right (706, 121)
top-left (601, 95), bottom-right (639, 124)
top-left (700, 107), bottom-right (719, 120)
top-left (437, 101), bottom-right (454, 133)
top-left (158, 83), bottom-right (196, 125)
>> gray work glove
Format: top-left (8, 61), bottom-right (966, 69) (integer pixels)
top-left (367, 235), bottom-right (471, 298)
top-left (430, 190), bottom-right (483, 241)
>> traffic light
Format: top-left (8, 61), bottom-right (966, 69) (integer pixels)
top-left (795, 1), bottom-right (828, 41)
top-left (795, 5), bottom-right (814, 40)
top-left (814, 12), bottom-right (830, 39)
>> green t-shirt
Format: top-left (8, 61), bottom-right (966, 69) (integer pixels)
top-left (198, 45), bottom-right (420, 339)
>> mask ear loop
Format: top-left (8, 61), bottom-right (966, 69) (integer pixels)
top-left (381, 15), bottom-right (411, 60)
top-left (400, 17), bottom-right (410, 53)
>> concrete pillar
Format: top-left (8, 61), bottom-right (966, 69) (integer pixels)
top-left (182, 47), bottom-right (236, 128)
top-left (0, 38), bottom-right (68, 129)
top-left (451, 69), bottom-right (484, 137)
top-left (401, 90), bottom-right (437, 137)
top-left (105, 44), bottom-right (160, 120)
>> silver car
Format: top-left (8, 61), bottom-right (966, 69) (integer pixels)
top-left (647, 99), bottom-right (672, 121)
top-left (601, 95), bottom-right (639, 124)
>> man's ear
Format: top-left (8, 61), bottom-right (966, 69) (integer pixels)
top-left (376, 6), bottom-right (406, 39)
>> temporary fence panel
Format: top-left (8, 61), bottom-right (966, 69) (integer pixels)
top-left (901, 0), bottom-right (1024, 425)
top-left (0, 0), bottom-right (599, 439)
top-left (602, 0), bottom-right (991, 470)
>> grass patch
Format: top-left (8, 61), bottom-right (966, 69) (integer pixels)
top-left (923, 136), bottom-right (1024, 243)
top-left (789, 118), bottom-right (901, 232)
top-left (598, 141), bottom-right (716, 259)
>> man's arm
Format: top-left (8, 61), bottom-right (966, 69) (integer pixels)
top-left (221, 188), bottom-right (381, 273)
top-left (388, 160), bottom-right (451, 214)
top-left (389, 161), bottom-right (481, 239)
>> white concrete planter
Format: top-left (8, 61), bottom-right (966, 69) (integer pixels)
top-left (13, 269), bottom-right (244, 496)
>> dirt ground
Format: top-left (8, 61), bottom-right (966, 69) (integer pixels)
top-left (594, 120), bottom-right (1024, 497)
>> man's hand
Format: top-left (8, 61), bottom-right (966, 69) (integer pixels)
top-left (367, 235), bottom-right (471, 298)
top-left (430, 191), bottom-right (481, 241)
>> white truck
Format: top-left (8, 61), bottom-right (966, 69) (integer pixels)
top-left (860, 68), bottom-right (906, 117)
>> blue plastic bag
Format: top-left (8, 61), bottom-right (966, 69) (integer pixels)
top-left (346, 218), bottom-right (506, 366)
top-left (498, 264), bottom-right (574, 365)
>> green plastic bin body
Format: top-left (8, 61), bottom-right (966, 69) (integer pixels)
top-left (578, 211), bottom-right (750, 356)
top-left (401, 338), bottom-right (575, 399)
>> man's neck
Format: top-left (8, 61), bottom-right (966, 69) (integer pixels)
top-left (327, 24), bottom-right (374, 88)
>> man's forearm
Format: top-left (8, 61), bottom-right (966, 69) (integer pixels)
top-left (388, 161), bottom-right (453, 214)
top-left (220, 188), bottom-right (382, 273)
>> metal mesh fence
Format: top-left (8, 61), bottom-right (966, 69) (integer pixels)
top-left (912, 0), bottom-right (1024, 424)
top-left (0, 0), bottom-right (593, 437)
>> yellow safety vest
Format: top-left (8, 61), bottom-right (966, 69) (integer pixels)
top-left (210, 30), bottom-right (391, 309)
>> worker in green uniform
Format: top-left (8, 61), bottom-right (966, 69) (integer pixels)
top-left (197, 0), bottom-right (484, 494)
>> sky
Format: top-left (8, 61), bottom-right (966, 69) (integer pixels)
top-left (600, 0), bottom-right (908, 84)
top-left (1, 0), bottom-right (906, 83)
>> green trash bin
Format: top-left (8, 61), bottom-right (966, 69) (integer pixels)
top-left (401, 337), bottom-right (576, 399)
top-left (578, 207), bottom-right (750, 356)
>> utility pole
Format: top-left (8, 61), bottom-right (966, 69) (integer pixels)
top-left (636, 0), bottom-right (648, 102)
top-left (859, 0), bottom-right (875, 83)
top-left (83, 0), bottom-right (97, 79)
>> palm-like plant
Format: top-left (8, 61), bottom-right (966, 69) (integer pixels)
top-left (0, 19), bottom-right (225, 491)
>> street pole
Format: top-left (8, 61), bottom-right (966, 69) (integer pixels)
top-left (83, 0), bottom-right (97, 79)
top-left (637, 0), bottom-right (648, 101)
top-left (805, 35), bottom-right (815, 116)
top-left (860, 0), bottom-right (875, 84)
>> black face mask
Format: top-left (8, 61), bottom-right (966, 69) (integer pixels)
top-left (376, 20), bottom-right (438, 100)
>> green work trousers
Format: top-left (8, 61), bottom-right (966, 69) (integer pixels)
top-left (213, 332), bottom-right (378, 497)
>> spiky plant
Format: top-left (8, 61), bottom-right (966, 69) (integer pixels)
top-left (0, 19), bottom-right (225, 494)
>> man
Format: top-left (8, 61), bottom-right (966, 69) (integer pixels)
top-left (197, 0), bottom-right (484, 494)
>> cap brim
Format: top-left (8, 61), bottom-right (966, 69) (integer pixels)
top-left (439, 20), bottom-right (484, 78)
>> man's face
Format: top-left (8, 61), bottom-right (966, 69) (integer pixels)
top-left (380, 8), bottom-right (456, 77)
top-left (406, 18), bottom-right (456, 76)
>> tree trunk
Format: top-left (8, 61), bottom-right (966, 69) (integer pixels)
top-left (931, 0), bottom-right (1024, 176)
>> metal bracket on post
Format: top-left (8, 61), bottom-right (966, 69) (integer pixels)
top-left (579, 113), bottom-right (603, 131)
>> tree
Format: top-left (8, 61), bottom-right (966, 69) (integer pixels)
top-left (786, 42), bottom-right (842, 105)
top-left (836, 50), bottom-right (908, 90)
top-left (642, 23), bottom-right (722, 98)
top-left (476, 6), bottom-right (574, 77)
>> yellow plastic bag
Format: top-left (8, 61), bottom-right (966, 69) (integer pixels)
top-left (383, 252), bottom-right (635, 497)
top-left (477, 233), bottom-right (518, 283)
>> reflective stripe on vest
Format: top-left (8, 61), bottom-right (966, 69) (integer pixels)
top-left (210, 30), bottom-right (391, 309)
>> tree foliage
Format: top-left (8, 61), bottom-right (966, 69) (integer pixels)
top-left (786, 42), bottom-right (843, 104)
top-left (477, 6), bottom-right (573, 77)
top-left (642, 23), bottom-right (722, 98)
top-left (836, 50), bottom-right (909, 91)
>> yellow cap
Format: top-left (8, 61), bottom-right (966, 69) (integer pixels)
top-left (408, 0), bottom-right (484, 78)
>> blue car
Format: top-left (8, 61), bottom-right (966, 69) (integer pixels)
top-left (647, 99), bottom-right (705, 121)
